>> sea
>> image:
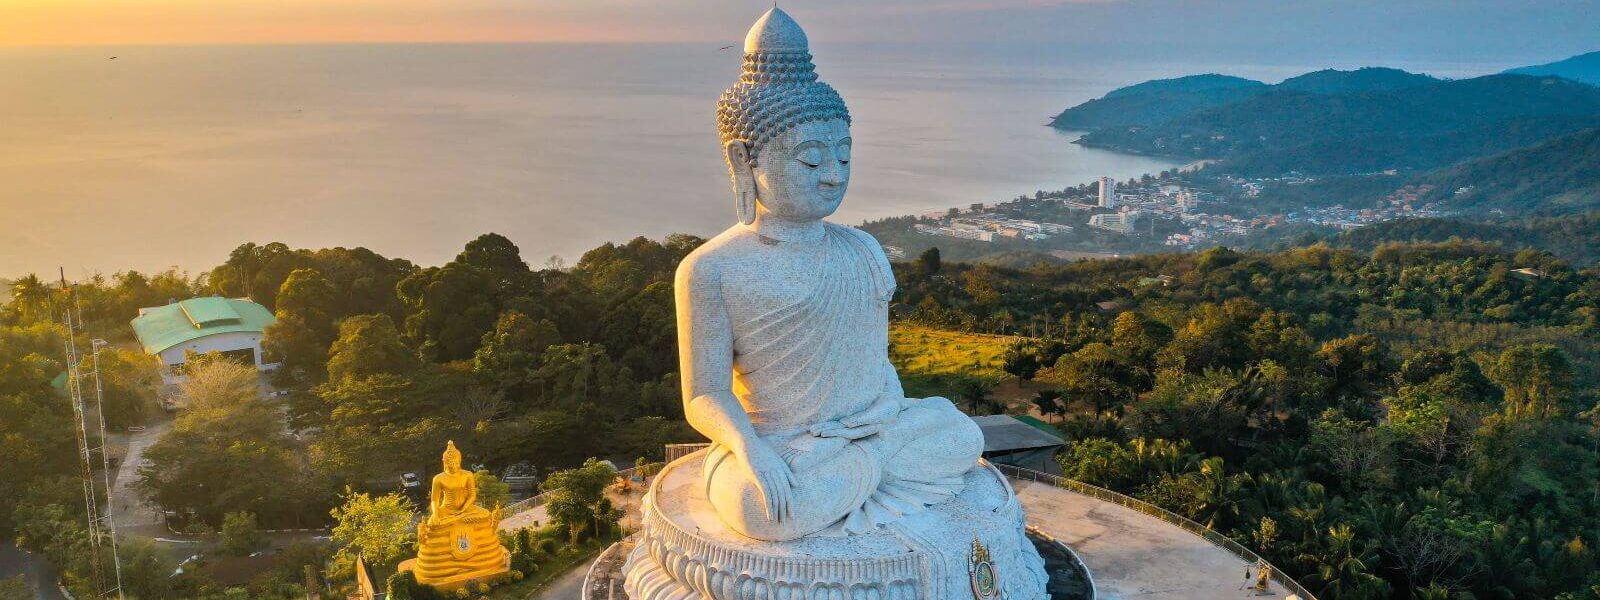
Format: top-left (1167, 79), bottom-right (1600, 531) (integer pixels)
top-left (0, 43), bottom-right (1516, 277)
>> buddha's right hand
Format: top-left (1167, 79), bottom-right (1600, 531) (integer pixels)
top-left (738, 440), bottom-right (794, 522)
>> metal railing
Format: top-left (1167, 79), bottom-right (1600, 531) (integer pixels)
top-left (994, 463), bottom-right (1318, 600)
top-left (664, 443), bottom-right (711, 463)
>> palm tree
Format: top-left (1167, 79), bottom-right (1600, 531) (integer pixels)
top-left (1304, 524), bottom-right (1391, 600)
top-left (9, 274), bottom-right (53, 324)
top-left (1031, 390), bottom-right (1064, 424)
top-left (958, 379), bottom-right (995, 415)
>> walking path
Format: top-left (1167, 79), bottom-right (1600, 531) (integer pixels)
top-left (108, 420), bottom-right (171, 538)
top-left (529, 561), bottom-right (589, 600)
top-left (0, 543), bottom-right (66, 600)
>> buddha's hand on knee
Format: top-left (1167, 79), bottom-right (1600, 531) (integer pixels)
top-left (736, 440), bottom-right (795, 522)
top-left (808, 419), bottom-right (879, 440)
top-left (837, 395), bottom-right (901, 430)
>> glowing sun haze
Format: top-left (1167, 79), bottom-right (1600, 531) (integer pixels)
top-left (0, 0), bottom-right (703, 45)
top-left (3, 0), bottom-right (1590, 57)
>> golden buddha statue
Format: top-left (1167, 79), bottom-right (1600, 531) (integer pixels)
top-left (400, 441), bottom-right (509, 590)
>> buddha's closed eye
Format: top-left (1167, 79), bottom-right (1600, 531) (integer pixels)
top-left (797, 146), bottom-right (823, 169)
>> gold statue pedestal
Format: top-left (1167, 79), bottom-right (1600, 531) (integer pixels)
top-left (399, 516), bottom-right (511, 591)
top-left (401, 441), bottom-right (512, 592)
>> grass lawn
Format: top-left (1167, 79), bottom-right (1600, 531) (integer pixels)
top-left (888, 325), bottom-right (1015, 398)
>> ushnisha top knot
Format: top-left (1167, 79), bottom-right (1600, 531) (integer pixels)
top-left (717, 7), bottom-right (850, 164)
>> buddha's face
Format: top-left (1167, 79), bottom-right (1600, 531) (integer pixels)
top-left (443, 453), bottom-right (461, 474)
top-left (751, 118), bottom-right (852, 222)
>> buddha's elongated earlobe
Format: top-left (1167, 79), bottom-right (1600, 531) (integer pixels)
top-left (725, 140), bottom-right (758, 225)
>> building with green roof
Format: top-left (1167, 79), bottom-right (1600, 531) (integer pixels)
top-left (130, 297), bottom-right (277, 378)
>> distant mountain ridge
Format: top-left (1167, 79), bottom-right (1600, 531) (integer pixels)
top-left (1508, 50), bottom-right (1600, 86)
top-left (1274, 67), bottom-right (1438, 94)
top-left (1049, 74), bottom-right (1266, 130)
top-left (1051, 67), bottom-right (1435, 131)
top-left (1061, 70), bottom-right (1600, 176)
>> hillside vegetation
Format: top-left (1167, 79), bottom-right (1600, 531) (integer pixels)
top-left (6, 230), bottom-right (1600, 599)
top-left (889, 324), bottom-right (1013, 397)
top-left (1421, 127), bottom-right (1600, 214)
top-left (1049, 73), bottom-right (1267, 130)
top-left (894, 239), bottom-right (1600, 600)
top-left (1325, 212), bottom-right (1600, 266)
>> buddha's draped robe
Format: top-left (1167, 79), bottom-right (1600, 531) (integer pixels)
top-left (431, 474), bottom-right (490, 525)
top-left (703, 224), bottom-right (982, 540)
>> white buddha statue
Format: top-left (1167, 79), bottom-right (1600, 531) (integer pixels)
top-left (622, 10), bottom-right (1049, 599)
top-left (678, 6), bottom-right (985, 542)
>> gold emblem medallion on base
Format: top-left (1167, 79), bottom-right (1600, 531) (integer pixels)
top-left (970, 536), bottom-right (1001, 599)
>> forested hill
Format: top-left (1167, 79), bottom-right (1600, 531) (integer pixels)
top-left (1051, 67), bottom-right (1435, 132)
top-left (895, 239), bottom-right (1600, 599)
top-left (1074, 73), bottom-right (1600, 175)
top-left (1508, 49), bottom-right (1600, 86)
top-left (1273, 67), bottom-right (1438, 94)
top-left (1048, 73), bottom-right (1266, 130)
top-left (1420, 126), bottom-right (1600, 213)
top-left (1321, 211), bottom-right (1600, 266)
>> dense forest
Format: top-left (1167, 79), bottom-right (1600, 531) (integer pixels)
top-left (1318, 212), bottom-right (1600, 266)
top-left (5, 228), bottom-right (1599, 598)
top-left (1240, 211), bottom-right (1600, 269)
top-left (895, 240), bottom-right (1600, 599)
top-left (0, 234), bottom-right (698, 598)
top-left (1420, 127), bottom-right (1600, 214)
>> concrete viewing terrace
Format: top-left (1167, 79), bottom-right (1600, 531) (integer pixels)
top-left (513, 450), bottom-right (1312, 600)
top-left (1010, 474), bottom-right (1303, 599)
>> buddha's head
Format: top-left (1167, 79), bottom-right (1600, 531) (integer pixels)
top-left (717, 8), bottom-right (852, 226)
top-left (442, 440), bottom-right (463, 474)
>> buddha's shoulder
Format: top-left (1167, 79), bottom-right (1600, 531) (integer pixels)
top-left (825, 222), bottom-right (886, 252)
top-left (676, 224), bottom-right (762, 278)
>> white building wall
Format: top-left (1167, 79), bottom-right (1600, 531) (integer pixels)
top-left (156, 331), bottom-right (267, 369)
top-left (1098, 177), bottom-right (1118, 209)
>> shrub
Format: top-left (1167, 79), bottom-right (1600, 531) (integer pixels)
top-left (220, 511), bottom-right (267, 556)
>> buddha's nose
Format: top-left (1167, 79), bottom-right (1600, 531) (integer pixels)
top-left (817, 160), bottom-right (845, 187)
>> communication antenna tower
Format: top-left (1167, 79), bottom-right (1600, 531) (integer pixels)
top-left (58, 268), bottom-right (125, 599)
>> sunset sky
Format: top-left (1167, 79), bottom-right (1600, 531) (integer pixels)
top-left (2, 0), bottom-right (1594, 60)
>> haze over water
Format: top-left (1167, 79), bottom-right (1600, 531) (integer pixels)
top-left (0, 43), bottom-right (1508, 277)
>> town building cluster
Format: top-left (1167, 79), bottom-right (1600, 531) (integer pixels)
top-left (914, 215), bottom-right (1075, 244)
top-left (897, 169), bottom-right (1450, 253)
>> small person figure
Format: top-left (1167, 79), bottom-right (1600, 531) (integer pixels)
top-left (1255, 559), bottom-right (1272, 594)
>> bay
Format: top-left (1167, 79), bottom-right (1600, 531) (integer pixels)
top-left (0, 43), bottom-right (1497, 276)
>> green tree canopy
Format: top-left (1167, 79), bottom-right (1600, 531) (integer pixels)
top-left (328, 490), bottom-right (417, 578)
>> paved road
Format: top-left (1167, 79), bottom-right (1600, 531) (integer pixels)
top-left (0, 543), bottom-right (66, 600)
top-left (109, 420), bottom-right (172, 538)
top-left (1013, 478), bottom-right (1292, 600)
top-left (500, 504), bottom-right (549, 533)
top-left (530, 561), bottom-right (589, 600)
